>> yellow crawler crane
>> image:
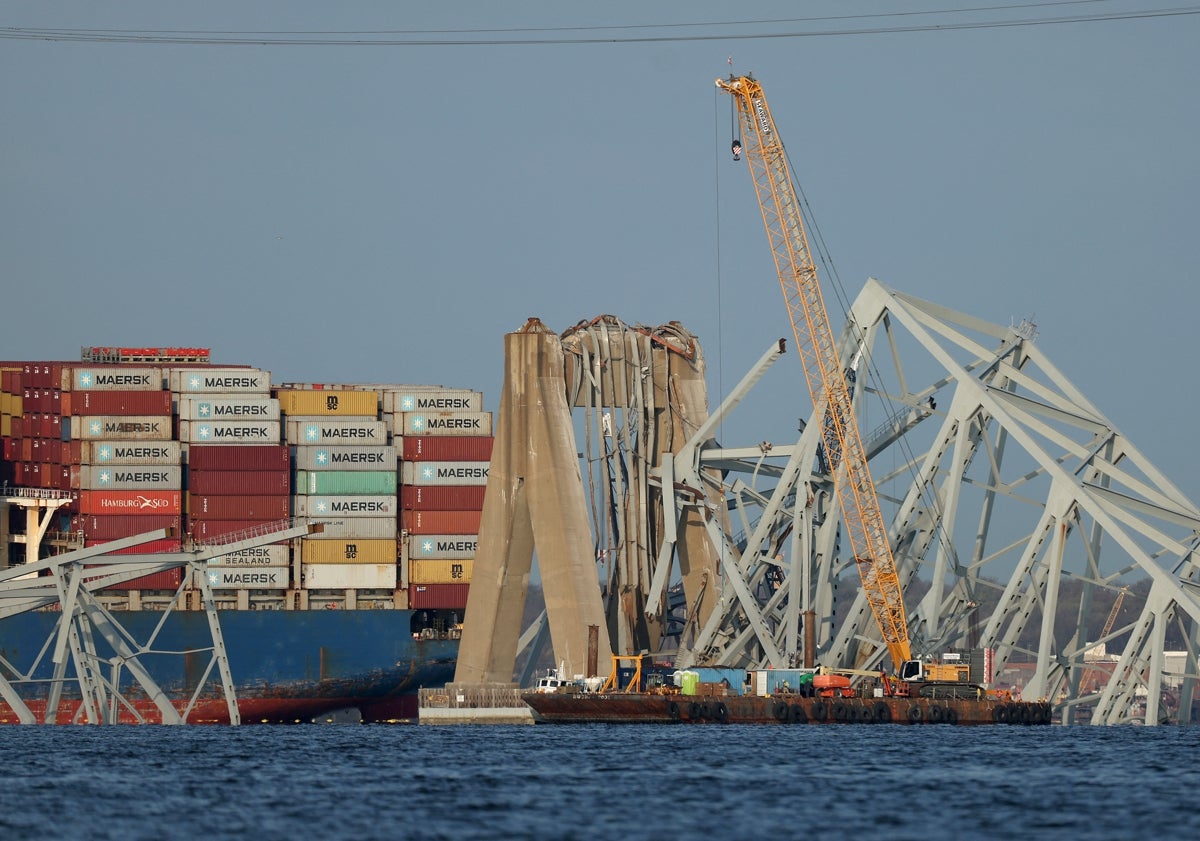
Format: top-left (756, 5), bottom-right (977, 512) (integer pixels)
top-left (716, 74), bottom-right (913, 675)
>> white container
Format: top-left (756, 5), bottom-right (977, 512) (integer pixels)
top-left (209, 545), bottom-right (290, 567)
top-left (406, 534), bottom-right (478, 560)
top-left (401, 461), bottom-right (489, 486)
top-left (176, 395), bottom-right (280, 422)
top-left (68, 367), bottom-right (163, 391)
top-left (79, 440), bottom-right (182, 466)
top-left (197, 566), bottom-right (289, 590)
top-left (169, 368), bottom-right (270, 393)
top-left (293, 445), bottom-right (396, 471)
top-left (302, 563), bottom-right (396, 589)
top-left (294, 495), bottom-right (396, 517)
top-left (301, 517), bottom-right (397, 540)
top-left (382, 389), bottom-right (483, 414)
top-left (178, 420), bottom-right (281, 444)
top-left (397, 411), bottom-right (492, 437)
top-left (77, 465), bottom-right (182, 491)
top-left (285, 419), bottom-right (389, 445)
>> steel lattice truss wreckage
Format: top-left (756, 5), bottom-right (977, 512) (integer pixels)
top-left (458, 289), bottom-right (1200, 726)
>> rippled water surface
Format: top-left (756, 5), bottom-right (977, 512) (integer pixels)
top-left (2, 723), bottom-right (1198, 840)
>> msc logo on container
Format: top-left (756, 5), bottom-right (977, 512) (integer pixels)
top-left (326, 395), bottom-right (339, 412)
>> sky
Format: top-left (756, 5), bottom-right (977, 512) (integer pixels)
top-left (2, 2), bottom-right (1197, 495)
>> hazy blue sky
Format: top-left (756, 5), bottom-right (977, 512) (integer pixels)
top-left (2, 2), bottom-right (1197, 493)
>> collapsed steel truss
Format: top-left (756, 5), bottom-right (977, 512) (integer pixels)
top-left (526, 283), bottom-right (1199, 725)
top-left (0, 520), bottom-right (315, 724)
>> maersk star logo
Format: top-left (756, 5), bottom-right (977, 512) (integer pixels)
top-left (314, 499), bottom-right (329, 514)
top-left (208, 570), bottom-right (220, 585)
top-left (97, 445), bottom-right (112, 461)
top-left (421, 466), bottom-right (435, 481)
top-left (401, 395), bottom-right (416, 411)
top-left (197, 402), bottom-right (212, 418)
top-left (305, 424), bottom-right (320, 442)
top-left (315, 449), bottom-right (329, 466)
top-left (188, 375), bottom-right (203, 390)
top-left (198, 425), bottom-right (212, 440)
top-left (420, 538), bottom-right (434, 555)
top-left (98, 470), bottom-right (112, 485)
top-left (78, 371), bottom-right (93, 388)
top-left (89, 420), bottom-right (102, 436)
top-left (409, 415), bottom-right (426, 433)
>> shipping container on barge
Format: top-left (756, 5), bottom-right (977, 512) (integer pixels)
top-left (0, 350), bottom-right (493, 724)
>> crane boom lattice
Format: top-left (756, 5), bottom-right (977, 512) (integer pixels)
top-left (716, 74), bottom-right (911, 669)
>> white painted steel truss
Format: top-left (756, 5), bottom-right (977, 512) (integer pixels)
top-left (561, 281), bottom-right (1198, 725)
top-left (0, 520), bottom-right (316, 724)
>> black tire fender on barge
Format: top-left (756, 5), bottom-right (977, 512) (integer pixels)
top-left (873, 702), bottom-right (892, 723)
top-left (667, 701), bottom-right (681, 721)
top-left (944, 707), bottom-right (958, 724)
top-left (908, 705), bottom-right (924, 723)
top-left (688, 702), bottom-right (702, 721)
top-left (993, 704), bottom-right (1009, 723)
top-left (811, 700), bottom-right (827, 720)
top-left (928, 705), bottom-right (945, 723)
top-left (714, 702), bottom-right (729, 723)
top-left (789, 704), bottom-right (807, 724)
top-left (773, 700), bottom-right (790, 722)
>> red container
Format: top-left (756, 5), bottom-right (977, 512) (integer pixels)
top-left (92, 567), bottom-right (184, 592)
top-left (2, 438), bottom-right (16, 461)
top-left (73, 514), bottom-right (182, 540)
top-left (187, 494), bottom-right (290, 520)
top-left (400, 485), bottom-right (486, 511)
top-left (400, 435), bottom-right (494, 462)
top-left (68, 390), bottom-right (172, 417)
top-left (186, 444), bottom-right (290, 472)
top-left (186, 518), bottom-right (289, 542)
top-left (187, 469), bottom-right (290, 496)
top-left (407, 582), bottom-right (469, 610)
top-left (31, 439), bottom-right (61, 463)
top-left (399, 509), bottom-right (482, 535)
top-left (11, 415), bottom-right (23, 440)
top-left (85, 538), bottom-right (182, 555)
top-left (79, 489), bottom-right (182, 515)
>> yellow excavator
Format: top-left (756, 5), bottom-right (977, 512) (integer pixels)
top-left (717, 73), bottom-right (952, 690)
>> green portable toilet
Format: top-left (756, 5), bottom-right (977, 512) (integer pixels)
top-left (680, 671), bottom-right (700, 696)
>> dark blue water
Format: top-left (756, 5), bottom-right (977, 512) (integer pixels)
top-left (2, 724), bottom-right (1198, 840)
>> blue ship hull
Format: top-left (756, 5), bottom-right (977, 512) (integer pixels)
top-left (0, 609), bottom-right (458, 724)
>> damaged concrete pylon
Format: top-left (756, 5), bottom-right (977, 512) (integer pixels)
top-left (453, 319), bottom-right (613, 684)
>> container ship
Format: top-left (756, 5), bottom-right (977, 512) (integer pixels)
top-left (0, 347), bottom-right (492, 724)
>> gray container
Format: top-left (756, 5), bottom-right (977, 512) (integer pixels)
top-left (79, 440), bottom-right (182, 466)
top-left (176, 395), bottom-right (280, 422)
top-left (178, 420), bottom-right (281, 444)
top-left (169, 368), bottom-right (270, 393)
top-left (406, 533), bottom-right (478, 560)
top-left (77, 464), bottom-right (182, 491)
top-left (381, 389), bottom-right (483, 414)
top-left (72, 416), bottom-right (172, 441)
top-left (400, 461), bottom-right (489, 486)
top-left (293, 445), bottom-right (396, 471)
top-left (285, 419), bottom-right (389, 445)
top-left (67, 366), bottom-right (163, 391)
top-left (293, 495), bottom-right (396, 517)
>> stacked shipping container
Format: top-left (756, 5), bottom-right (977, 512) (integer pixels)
top-left (0, 359), bottom-right (493, 616)
top-left (283, 388), bottom-right (398, 591)
top-left (384, 389), bottom-right (492, 612)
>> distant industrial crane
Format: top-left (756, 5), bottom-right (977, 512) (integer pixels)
top-left (716, 74), bottom-right (914, 674)
top-left (1100, 586), bottom-right (1129, 641)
